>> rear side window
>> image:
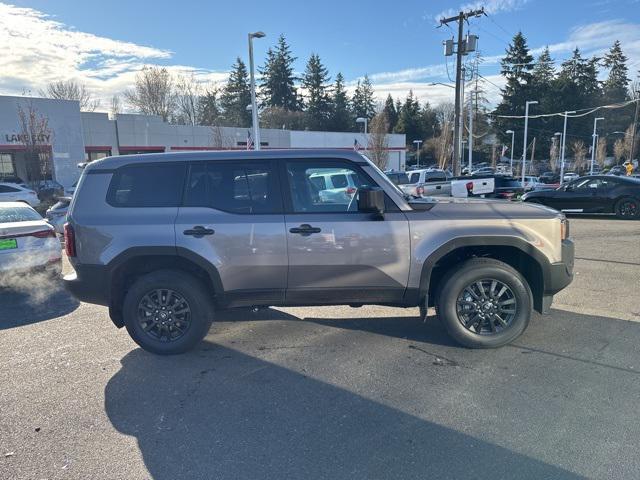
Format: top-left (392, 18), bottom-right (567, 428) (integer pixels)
top-left (184, 161), bottom-right (280, 214)
top-left (409, 172), bottom-right (420, 184)
top-left (0, 185), bottom-right (20, 193)
top-left (107, 163), bottom-right (186, 207)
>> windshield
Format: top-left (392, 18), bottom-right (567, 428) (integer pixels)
top-left (0, 205), bottom-right (42, 223)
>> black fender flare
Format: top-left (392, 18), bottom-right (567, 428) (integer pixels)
top-left (417, 236), bottom-right (552, 306)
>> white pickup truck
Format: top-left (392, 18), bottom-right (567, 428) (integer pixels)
top-left (401, 169), bottom-right (451, 197)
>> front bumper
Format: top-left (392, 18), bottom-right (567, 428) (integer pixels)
top-left (63, 264), bottom-right (110, 306)
top-left (545, 239), bottom-right (575, 295)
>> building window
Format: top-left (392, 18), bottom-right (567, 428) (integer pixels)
top-left (0, 153), bottom-right (16, 179)
top-left (84, 150), bottom-right (111, 162)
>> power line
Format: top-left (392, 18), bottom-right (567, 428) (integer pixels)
top-left (489, 98), bottom-right (639, 119)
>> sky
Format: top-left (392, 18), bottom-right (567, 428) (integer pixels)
top-left (1, 0), bottom-right (639, 112)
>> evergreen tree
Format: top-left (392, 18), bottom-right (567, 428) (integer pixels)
top-left (383, 94), bottom-right (398, 133)
top-left (301, 53), bottom-right (332, 130)
top-left (530, 47), bottom-right (557, 154)
top-left (198, 88), bottom-right (221, 125)
top-left (220, 58), bottom-right (252, 128)
top-left (393, 90), bottom-right (422, 143)
top-left (259, 34), bottom-right (299, 110)
top-left (602, 40), bottom-right (630, 103)
top-left (351, 75), bottom-right (376, 123)
top-left (419, 102), bottom-right (438, 143)
top-left (532, 47), bottom-right (555, 86)
top-left (328, 72), bottom-right (351, 132)
top-left (494, 32), bottom-right (535, 152)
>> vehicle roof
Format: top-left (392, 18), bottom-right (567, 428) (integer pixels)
top-left (86, 149), bottom-right (370, 172)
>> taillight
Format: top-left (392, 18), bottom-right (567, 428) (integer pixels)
top-left (345, 187), bottom-right (357, 195)
top-left (64, 223), bottom-right (76, 257)
top-left (466, 182), bottom-right (474, 192)
top-left (416, 186), bottom-right (424, 196)
top-left (31, 229), bottom-right (56, 239)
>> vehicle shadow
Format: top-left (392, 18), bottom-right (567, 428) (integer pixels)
top-left (104, 341), bottom-right (581, 480)
top-left (0, 276), bottom-right (79, 329)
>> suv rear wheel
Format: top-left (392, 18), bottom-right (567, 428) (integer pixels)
top-left (436, 258), bottom-right (532, 348)
top-left (123, 270), bottom-right (214, 355)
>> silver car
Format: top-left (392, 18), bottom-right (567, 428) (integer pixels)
top-left (64, 150), bottom-right (574, 355)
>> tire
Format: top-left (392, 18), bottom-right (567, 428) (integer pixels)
top-left (123, 270), bottom-right (214, 355)
top-left (436, 258), bottom-right (532, 349)
top-left (614, 197), bottom-right (640, 219)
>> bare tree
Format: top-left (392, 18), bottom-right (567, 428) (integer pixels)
top-left (124, 66), bottom-right (176, 121)
top-left (623, 124), bottom-right (639, 162)
top-left (367, 112), bottom-right (389, 169)
top-left (16, 102), bottom-right (53, 184)
top-left (434, 103), bottom-right (455, 170)
top-left (614, 138), bottom-right (625, 163)
top-left (174, 73), bottom-right (203, 126)
top-left (40, 79), bottom-right (100, 111)
top-left (596, 136), bottom-right (607, 169)
top-left (110, 95), bottom-right (121, 119)
top-left (549, 137), bottom-right (559, 172)
top-left (210, 125), bottom-right (233, 149)
top-left (572, 140), bottom-right (587, 173)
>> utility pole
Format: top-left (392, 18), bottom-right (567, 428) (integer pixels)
top-left (440, 8), bottom-right (484, 177)
top-left (468, 91), bottom-right (473, 173)
top-left (630, 95), bottom-right (639, 165)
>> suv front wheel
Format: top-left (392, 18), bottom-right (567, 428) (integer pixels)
top-left (123, 270), bottom-right (214, 355)
top-left (436, 258), bottom-right (532, 348)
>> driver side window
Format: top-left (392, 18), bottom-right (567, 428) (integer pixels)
top-left (285, 162), bottom-right (374, 213)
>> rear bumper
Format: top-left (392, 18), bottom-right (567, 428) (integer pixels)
top-left (545, 239), bottom-right (575, 295)
top-left (63, 264), bottom-right (110, 306)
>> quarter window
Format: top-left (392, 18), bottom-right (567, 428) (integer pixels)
top-left (107, 163), bottom-right (186, 207)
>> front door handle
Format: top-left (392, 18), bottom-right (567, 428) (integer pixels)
top-left (289, 224), bottom-right (321, 236)
top-left (183, 226), bottom-right (215, 238)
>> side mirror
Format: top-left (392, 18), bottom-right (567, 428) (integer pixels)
top-left (358, 187), bottom-right (385, 219)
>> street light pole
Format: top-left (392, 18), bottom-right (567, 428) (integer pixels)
top-left (248, 31), bottom-right (265, 151)
top-left (590, 117), bottom-right (604, 175)
top-left (521, 100), bottom-right (538, 186)
top-left (506, 130), bottom-right (514, 175)
top-left (413, 140), bottom-right (423, 167)
top-left (560, 111), bottom-right (575, 185)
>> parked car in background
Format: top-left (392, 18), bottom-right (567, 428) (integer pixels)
top-left (471, 167), bottom-right (496, 176)
top-left (608, 165), bottom-right (626, 176)
top-left (563, 172), bottom-right (579, 182)
top-left (309, 169), bottom-right (359, 204)
top-left (539, 171), bottom-right (559, 184)
top-left (45, 197), bottom-right (71, 234)
top-left (402, 169), bottom-right (451, 197)
top-left (523, 176), bottom-right (540, 191)
top-left (384, 171), bottom-right (410, 187)
top-left (0, 182), bottom-right (40, 207)
top-left (522, 175), bottom-right (640, 219)
top-left (0, 202), bottom-right (61, 278)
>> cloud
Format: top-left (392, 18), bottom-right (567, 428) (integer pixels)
top-left (0, 3), bottom-right (227, 109)
top-left (434, 0), bottom-right (530, 22)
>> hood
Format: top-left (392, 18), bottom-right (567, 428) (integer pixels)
top-left (413, 196), bottom-right (561, 220)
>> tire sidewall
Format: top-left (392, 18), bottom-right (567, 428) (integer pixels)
top-left (123, 270), bottom-right (213, 355)
top-left (438, 261), bottom-right (532, 349)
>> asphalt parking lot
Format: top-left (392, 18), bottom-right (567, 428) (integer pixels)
top-left (1, 217), bottom-right (640, 479)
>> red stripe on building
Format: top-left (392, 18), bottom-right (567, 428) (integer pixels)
top-left (118, 146), bottom-right (166, 152)
top-left (85, 145), bottom-right (112, 152)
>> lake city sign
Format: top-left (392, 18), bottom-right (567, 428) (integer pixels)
top-left (4, 133), bottom-right (51, 143)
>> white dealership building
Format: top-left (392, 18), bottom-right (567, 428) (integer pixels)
top-left (0, 95), bottom-right (406, 188)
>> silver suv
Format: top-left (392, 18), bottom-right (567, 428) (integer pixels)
top-left (64, 150), bottom-right (574, 355)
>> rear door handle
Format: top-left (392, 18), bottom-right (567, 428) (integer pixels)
top-left (289, 224), bottom-right (321, 236)
top-left (183, 226), bottom-right (215, 238)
